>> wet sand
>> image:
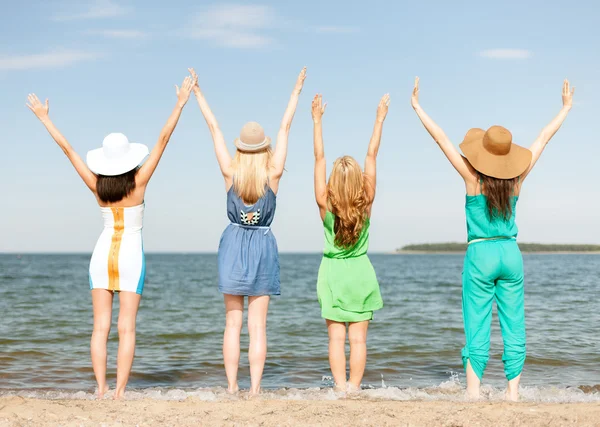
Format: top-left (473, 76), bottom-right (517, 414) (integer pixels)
top-left (1, 396), bottom-right (599, 426)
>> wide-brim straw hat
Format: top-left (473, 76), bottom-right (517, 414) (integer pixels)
top-left (459, 126), bottom-right (532, 179)
top-left (86, 133), bottom-right (149, 176)
top-left (234, 121), bottom-right (271, 152)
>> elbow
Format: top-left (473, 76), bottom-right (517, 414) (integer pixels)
top-left (279, 123), bottom-right (291, 134)
top-left (208, 122), bottom-right (220, 134)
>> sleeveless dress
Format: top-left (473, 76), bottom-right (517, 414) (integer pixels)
top-left (461, 191), bottom-right (526, 381)
top-left (89, 203), bottom-right (146, 295)
top-left (218, 186), bottom-right (280, 296)
top-left (317, 211), bottom-right (383, 322)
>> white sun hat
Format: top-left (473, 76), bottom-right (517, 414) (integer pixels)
top-left (86, 133), bottom-right (149, 176)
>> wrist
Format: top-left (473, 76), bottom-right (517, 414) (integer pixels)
top-left (313, 119), bottom-right (322, 125)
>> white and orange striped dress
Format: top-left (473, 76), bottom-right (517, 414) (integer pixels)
top-left (89, 204), bottom-right (146, 295)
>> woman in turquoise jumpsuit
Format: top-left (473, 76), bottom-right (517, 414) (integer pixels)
top-left (411, 78), bottom-right (574, 400)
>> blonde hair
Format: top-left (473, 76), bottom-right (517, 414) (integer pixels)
top-left (232, 147), bottom-right (273, 204)
top-left (327, 156), bottom-right (369, 248)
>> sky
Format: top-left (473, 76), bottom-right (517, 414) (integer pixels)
top-left (1, 0), bottom-right (599, 253)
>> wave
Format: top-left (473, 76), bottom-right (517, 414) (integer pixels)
top-left (2, 378), bottom-right (599, 403)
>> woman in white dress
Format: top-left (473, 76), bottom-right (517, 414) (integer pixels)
top-left (26, 74), bottom-right (195, 399)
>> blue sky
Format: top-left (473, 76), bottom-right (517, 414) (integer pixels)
top-left (1, 0), bottom-right (598, 253)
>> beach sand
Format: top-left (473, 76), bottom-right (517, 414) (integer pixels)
top-left (1, 397), bottom-right (599, 426)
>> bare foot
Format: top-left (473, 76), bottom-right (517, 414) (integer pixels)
top-left (505, 386), bottom-right (519, 402)
top-left (466, 388), bottom-right (481, 401)
top-left (227, 384), bottom-right (239, 395)
top-left (113, 388), bottom-right (125, 400)
top-left (97, 386), bottom-right (109, 399)
top-left (346, 383), bottom-right (360, 394)
top-left (249, 386), bottom-right (260, 397)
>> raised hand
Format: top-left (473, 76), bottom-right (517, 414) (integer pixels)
top-left (311, 94), bottom-right (327, 123)
top-left (175, 76), bottom-right (194, 107)
top-left (26, 94), bottom-right (50, 122)
top-left (411, 77), bottom-right (420, 109)
top-left (187, 67), bottom-right (200, 93)
top-left (562, 79), bottom-right (575, 109)
top-left (294, 67), bottom-right (307, 94)
top-left (376, 93), bottom-right (391, 123)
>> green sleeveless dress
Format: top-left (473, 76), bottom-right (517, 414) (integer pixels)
top-left (317, 211), bottom-right (383, 322)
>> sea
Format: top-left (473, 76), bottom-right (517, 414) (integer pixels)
top-left (1, 253), bottom-right (599, 402)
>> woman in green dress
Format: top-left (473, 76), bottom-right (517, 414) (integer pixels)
top-left (311, 93), bottom-right (388, 392)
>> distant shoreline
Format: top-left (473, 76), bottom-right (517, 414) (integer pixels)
top-left (397, 242), bottom-right (600, 254)
top-left (395, 250), bottom-right (600, 255)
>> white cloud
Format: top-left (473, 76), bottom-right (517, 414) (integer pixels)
top-left (188, 4), bottom-right (275, 48)
top-left (52, 0), bottom-right (130, 21)
top-left (315, 26), bottom-right (359, 34)
top-left (479, 49), bottom-right (532, 60)
top-left (0, 50), bottom-right (101, 71)
top-left (86, 29), bottom-right (148, 39)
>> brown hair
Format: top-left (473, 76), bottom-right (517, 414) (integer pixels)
top-left (96, 168), bottom-right (138, 203)
top-left (327, 156), bottom-right (369, 248)
top-left (480, 173), bottom-right (518, 221)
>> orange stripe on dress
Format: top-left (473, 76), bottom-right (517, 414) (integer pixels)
top-left (108, 207), bottom-right (125, 291)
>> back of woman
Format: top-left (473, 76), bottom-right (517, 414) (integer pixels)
top-left (26, 74), bottom-right (196, 399)
top-left (312, 93), bottom-right (389, 393)
top-left (411, 77), bottom-right (574, 401)
top-left (189, 67), bottom-right (306, 395)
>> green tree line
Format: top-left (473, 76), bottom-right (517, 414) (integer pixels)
top-left (398, 243), bottom-right (600, 252)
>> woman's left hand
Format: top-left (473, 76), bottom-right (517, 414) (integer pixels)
top-left (176, 75), bottom-right (195, 107)
top-left (26, 93), bottom-right (50, 122)
top-left (562, 79), bottom-right (574, 110)
top-left (376, 93), bottom-right (391, 122)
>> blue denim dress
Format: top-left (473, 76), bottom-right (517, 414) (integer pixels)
top-left (217, 186), bottom-right (280, 296)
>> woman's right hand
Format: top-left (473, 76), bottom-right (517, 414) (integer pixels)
top-left (562, 79), bottom-right (574, 109)
top-left (311, 94), bottom-right (326, 123)
top-left (187, 67), bottom-right (201, 94)
top-left (175, 75), bottom-right (195, 107)
top-left (26, 94), bottom-right (50, 122)
top-left (411, 77), bottom-right (420, 109)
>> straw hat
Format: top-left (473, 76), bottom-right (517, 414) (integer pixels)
top-left (234, 122), bottom-right (271, 152)
top-left (86, 133), bottom-right (149, 176)
top-left (459, 126), bottom-right (532, 179)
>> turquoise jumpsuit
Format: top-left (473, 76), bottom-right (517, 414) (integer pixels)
top-left (462, 192), bottom-right (526, 381)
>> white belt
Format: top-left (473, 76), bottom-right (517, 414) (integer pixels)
top-left (468, 236), bottom-right (516, 245)
top-left (230, 223), bottom-right (271, 235)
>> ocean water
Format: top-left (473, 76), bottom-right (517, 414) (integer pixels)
top-left (1, 253), bottom-right (599, 402)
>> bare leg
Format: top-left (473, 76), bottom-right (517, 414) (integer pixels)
top-left (506, 374), bottom-right (521, 401)
top-left (326, 320), bottom-right (347, 391)
top-left (247, 295), bottom-right (270, 395)
top-left (348, 321), bottom-right (369, 390)
top-left (114, 291), bottom-right (141, 399)
top-left (91, 289), bottom-right (113, 399)
top-left (466, 359), bottom-right (481, 400)
top-left (223, 294), bottom-right (244, 393)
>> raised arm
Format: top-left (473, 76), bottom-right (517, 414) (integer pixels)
top-left (136, 75), bottom-right (195, 187)
top-left (364, 94), bottom-right (390, 204)
top-left (411, 77), bottom-right (476, 183)
top-left (27, 94), bottom-right (97, 193)
top-left (271, 67), bottom-right (307, 181)
top-left (521, 79), bottom-right (574, 181)
top-left (188, 68), bottom-right (232, 186)
top-left (312, 94), bottom-right (327, 220)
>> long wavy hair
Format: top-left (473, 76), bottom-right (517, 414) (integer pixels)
top-left (232, 147), bottom-right (273, 204)
top-left (327, 156), bottom-right (369, 248)
top-left (480, 173), bottom-right (519, 221)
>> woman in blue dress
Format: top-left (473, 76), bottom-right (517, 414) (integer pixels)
top-left (188, 67), bottom-right (306, 395)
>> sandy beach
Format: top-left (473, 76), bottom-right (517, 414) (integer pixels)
top-left (1, 397), bottom-right (599, 427)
